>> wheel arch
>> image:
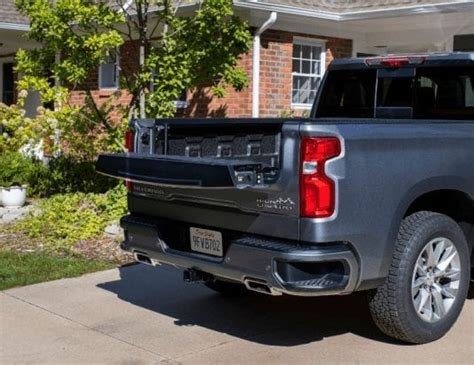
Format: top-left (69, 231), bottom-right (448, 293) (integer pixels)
top-left (381, 177), bottom-right (474, 279)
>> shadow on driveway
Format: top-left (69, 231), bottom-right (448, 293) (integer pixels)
top-left (98, 263), bottom-right (474, 347)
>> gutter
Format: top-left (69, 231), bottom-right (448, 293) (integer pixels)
top-left (252, 11), bottom-right (277, 118)
top-left (234, 1), bottom-right (474, 21)
top-left (0, 22), bottom-right (30, 31)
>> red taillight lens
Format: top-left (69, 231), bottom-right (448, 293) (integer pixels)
top-left (125, 130), bottom-right (134, 152)
top-left (300, 137), bottom-right (341, 218)
top-left (124, 129), bottom-right (134, 191)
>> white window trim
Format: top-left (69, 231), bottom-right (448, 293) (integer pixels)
top-left (291, 38), bottom-right (326, 109)
top-left (173, 100), bottom-right (188, 109)
top-left (98, 52), bottom-right (120, 90)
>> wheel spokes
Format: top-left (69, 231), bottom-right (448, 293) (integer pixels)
top-left (432, 289), bottom-right (446, 319)
top-left (437, 249), bottom-right (457, 272)
top-left (440, 285), bottom-right (458, 299)
top-left (417, 287), bottom-right (430, 313)
top-left (432, 239), bottom-right (446, 266)
top-left (411, 237), bottom-right (461, 323)
top-left (425, 242), bottom-right (436, 268)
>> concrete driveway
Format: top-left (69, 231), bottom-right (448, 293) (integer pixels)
top-left (1, 264), bottom-right (473, 364)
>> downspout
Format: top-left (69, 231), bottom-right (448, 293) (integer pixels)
top-left (252, 12), bottom-right (277, 118)
top-left (119, 1), bottom-right (146, 118)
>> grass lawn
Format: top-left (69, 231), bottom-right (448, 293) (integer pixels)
top-left (0, 250), bottom-right (114, 291)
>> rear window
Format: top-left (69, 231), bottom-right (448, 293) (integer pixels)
top-left (414, 67), bottom-right (474, 120)
top-left (316, 69), bottom-right (376, 118)
top-left (315, 66), bottom-right (474, 120)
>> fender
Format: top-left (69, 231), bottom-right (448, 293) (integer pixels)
top-left (378, 175), bottom-right (474, 279)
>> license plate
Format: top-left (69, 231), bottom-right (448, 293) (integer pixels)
top-left (190, 227), bottom-right (223, 257)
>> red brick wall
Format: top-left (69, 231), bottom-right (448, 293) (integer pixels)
top-left (182, 29), bottom-right (352, 117)
top-left (69, 40), bottom-right (138, 122)
top-left (70, 31), bottom-right (352, 119)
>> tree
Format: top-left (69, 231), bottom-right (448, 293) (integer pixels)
top-left (15, 0), bottom-right (251, 154)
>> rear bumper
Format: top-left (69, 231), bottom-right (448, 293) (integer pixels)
top-left (120, 215), bottom-right (360, 296)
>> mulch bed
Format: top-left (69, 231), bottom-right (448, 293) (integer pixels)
top-left (0, 229), bottom-right (133, 265)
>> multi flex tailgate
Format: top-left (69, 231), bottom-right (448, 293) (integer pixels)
top-left (96, 153), bottom-right (270, 188)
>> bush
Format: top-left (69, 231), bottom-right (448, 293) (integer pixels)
top-left (36, 156), bottom-right (118, 196)
top-left (0, 152), bottom-right (118, 197)
top-left (17, 184), bottom-right (128, 249)
top-left (0, 151), bottom-right (43, 188)
top-left (0, 103), bottom-right (52, 155)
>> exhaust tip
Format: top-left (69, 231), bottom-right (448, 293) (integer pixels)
top-left (244, 279), bottom-right (282, 296)
top-left (134, 252), bottom-right (153, 265)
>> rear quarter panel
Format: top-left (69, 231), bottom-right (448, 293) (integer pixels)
top-left (300, 120), bottom-right (474, 287)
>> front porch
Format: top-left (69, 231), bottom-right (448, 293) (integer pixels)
top-left (0, 27), bottom-right (41, 117)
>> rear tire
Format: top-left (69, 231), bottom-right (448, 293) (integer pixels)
top-left (368, 211), bottom-right (470, 344)
top-left (204, 279), bottom-right (248, 296)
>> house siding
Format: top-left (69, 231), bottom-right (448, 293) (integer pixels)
top-left (70, 31), bottom-right (353, 119)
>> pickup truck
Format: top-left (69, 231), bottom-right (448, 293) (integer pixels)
top-left (97, 53), bottom-right (474, 344)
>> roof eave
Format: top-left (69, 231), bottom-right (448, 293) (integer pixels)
top-left (233, 1), bottom-right (474, 21)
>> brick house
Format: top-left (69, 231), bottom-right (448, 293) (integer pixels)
top-left (1, 0), bottom-right (474, 118)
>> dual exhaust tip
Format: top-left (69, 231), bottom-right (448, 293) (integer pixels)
top-left (182, 267), bottom-right (281, 296)
top-left (133, 252), bottom-right (280, 296)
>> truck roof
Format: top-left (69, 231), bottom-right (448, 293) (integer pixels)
top-left (329, 52), bottom-right (474, 70)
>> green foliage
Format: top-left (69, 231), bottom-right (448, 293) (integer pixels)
top-left (17, 184), bottom-right (128, 249)
top-left (30, 156), bottom-right (118, 197)
top-left (0, 249), bottom-right (113, 290)
top-left (15, 0), bottom-right (124, 103)
top-left (277, 109), bottom-right (311, 118)
top-left (0, 152), bottom-right (38, 187)
top-left (0, 152), bottom-right (116, 196)
top-left (15, 0), bottom-right (127, 154)
top-left (146, 0), bottom-right (252, 117)
top-left (0, 103), bottom-right (53, 154)
top-left (55, 94), bottom-right (128, 157)
top-left (16, 0), bottom-right (252, 130)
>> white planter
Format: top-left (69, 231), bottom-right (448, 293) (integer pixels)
top-left (1, 186), bottom-right (27, 208)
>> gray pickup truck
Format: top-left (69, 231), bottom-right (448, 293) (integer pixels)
top-left (97, 53), bottom-right (474, 344)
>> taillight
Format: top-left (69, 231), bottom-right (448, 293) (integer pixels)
top-left (124, 129), bottom-right (134, 191)
top-left (300, 137), bottom-right (341, 218)
top-left (125, 129), bottom-right (134, 152)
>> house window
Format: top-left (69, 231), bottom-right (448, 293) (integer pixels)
top-left (2, 63), bottom-right (15, 105)
top-left (174, 89), bottom-right (188, 109)
top-left (99, 53), bottom-right (119, 89)
top-left (292, 39), bottom-right (325, 108)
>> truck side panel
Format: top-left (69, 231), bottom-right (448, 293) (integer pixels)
top-left (300, 121), bottom-right (474, 287)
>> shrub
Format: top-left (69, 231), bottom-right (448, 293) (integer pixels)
top-left (17, 184), bottom-right (128, 249)
top-left (0, 103), bottom-right (52, 155)
top-left (0, 152), bottom-right (118, 197)
top-left (37, 156), bottom-right (118, 196)
top-left (0, 151), bottom-right (41, 188)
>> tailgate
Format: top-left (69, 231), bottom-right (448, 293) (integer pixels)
top-left (96, 153), bottom-right (268, 188)
top-left (97, 118), bottom-right (301, 240)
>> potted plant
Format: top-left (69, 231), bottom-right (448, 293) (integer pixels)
top-left (0, 152), bottom-right (32, 208)
top-left (1, 184), bottom-right (27, 208)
